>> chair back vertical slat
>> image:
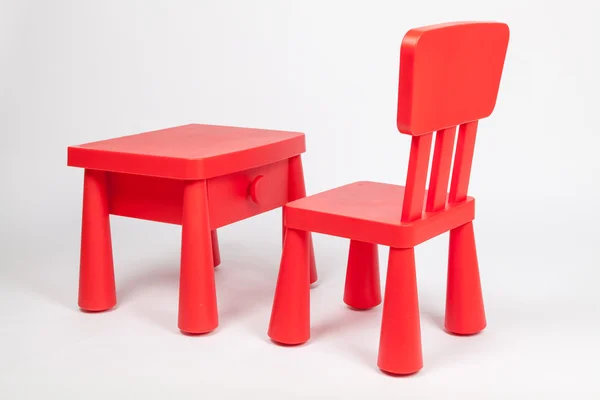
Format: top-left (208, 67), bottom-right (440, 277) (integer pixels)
top-left (401, 133), bottom-right (433, 223)
top-left (426, 127), bottom-right (456, 212)
top-left (448, 121), bottom-right (478, 203)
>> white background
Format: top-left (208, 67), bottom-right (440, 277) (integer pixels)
top-left (1, 0), bottom-right (599, 398)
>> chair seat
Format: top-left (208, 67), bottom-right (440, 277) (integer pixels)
top-left (285, 181), bottom-right (475, 248)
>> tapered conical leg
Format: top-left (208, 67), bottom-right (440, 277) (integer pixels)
top-left (178, 180), bottom-right (218, 334)
top-left (268, 228), bottom-right (310, 345)
top-left (78, 169), bottom-right (116, 312)
top-left (282, 210), bottom-right (316, 284)
top-left (445, 221), bottom-right (486, 335)
top-left (377, 247), bottom-right (423, 375)
top-left (344, 240), bottom-right (381, 309)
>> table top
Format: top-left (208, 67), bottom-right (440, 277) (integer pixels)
top-left (67, 124), bottom-right (305, 179)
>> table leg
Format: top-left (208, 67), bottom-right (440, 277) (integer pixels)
top-left (78, 169), bottom-right (116, 312)
top-left (178, 180), bottom-right (218, 334)
top-left (288, 155), bottom-right (317, 284)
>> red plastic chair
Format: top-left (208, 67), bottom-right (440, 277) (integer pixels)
top-left (268, 21), bottom-right (510, 374)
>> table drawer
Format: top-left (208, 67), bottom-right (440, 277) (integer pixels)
top-left (207, 159), bottom-right (289, 229)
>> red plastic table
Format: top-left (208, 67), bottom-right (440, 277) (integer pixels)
top-left (67, 123), bottom-right (316, 334)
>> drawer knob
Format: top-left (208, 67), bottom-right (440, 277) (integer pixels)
top-left (249, 175), bottom-right (265, 204)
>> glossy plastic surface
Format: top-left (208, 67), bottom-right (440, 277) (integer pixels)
top-left (344, 240), bottom-right (381, 310)
top-left (378, 247), bottom-right (423, 374)
top-left (68, 124), bottom-right (305, 179)
top-left (69, 124), bottom-right (315, 333)
top-left (397, 22), bottom-right (509, 136)
top-left (286, 181), bottom-right (475, 248)
top-left (78, 169), bottom-right (116, 311)
top-left (269, 21), bottom-right (509, 375)
top-left (445, 221), bottom-right (486, 334)
top-left (178, 180), bottom-right (218, 333)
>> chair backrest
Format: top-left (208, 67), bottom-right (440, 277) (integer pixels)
top-left (397, 22), bottom-right (509, 222)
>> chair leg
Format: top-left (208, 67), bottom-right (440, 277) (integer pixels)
top-left (445, 221), bottom-right (486, 335)
top-left (377, 247), bottom-right (423, 375)
top-left (343, 240), bottom-right (381, 310)
top-left (78, 169), bottom-right (116, 312)
top-left (178, 180), bottom-right (218, 334)
top-left (211, 230), bottom-right (221, 268)
top-left (281, 210), bottom-right (316, 283)
top-left (268, 228), bottom-right (310, 345)
top-left (288, 155), bottom-right (317, 284)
